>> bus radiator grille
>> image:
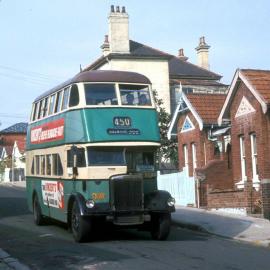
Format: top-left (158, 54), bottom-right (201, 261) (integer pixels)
top-left (112, 177), bottom-right (143, 211)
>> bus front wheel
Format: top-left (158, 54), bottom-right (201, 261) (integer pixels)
top-left (150, 213), bottom-right (171, 240)
top-left (33, 195), bottom-right (44, 225)
top-left (71, 201), bottom-right (91, 242)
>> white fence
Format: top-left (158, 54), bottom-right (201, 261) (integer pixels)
top-left (157, 168), bottom-right (196, 206)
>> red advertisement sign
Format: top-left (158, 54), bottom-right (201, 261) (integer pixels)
top-left (31, 118), bottom-right (65, 144)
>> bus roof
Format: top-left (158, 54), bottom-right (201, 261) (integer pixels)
top-left (34, 70), bottom-right (151, 102)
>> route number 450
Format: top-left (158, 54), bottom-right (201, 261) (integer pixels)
top-left (113, 117), bottom-right (131, 127)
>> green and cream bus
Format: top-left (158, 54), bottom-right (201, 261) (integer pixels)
top-left (26, 70), bottom-right (175, 242)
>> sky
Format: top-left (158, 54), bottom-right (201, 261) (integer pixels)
top-left (0, 0), bottom-right (269, 129)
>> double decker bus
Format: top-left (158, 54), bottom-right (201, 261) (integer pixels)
top-left (26, 70), bottom-right (175, 242)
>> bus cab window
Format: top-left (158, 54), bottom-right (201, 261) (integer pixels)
top-left (85, 84), bottom-right (118, 105)
top-left (69, 84), bottom-right (79, 107)
top-left (87, 147), bottom-right (125, 166)
top-left (120, 84), bottom-right (151, 106)
top-left (52, 154), bottom-right (63, 176)
top-left (126, 151), bottom-right (155, 172)
top-left (67, 148), bottom-right (86, 167)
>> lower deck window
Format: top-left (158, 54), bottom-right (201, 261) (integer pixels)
top-left (87, 147), bottom-right (125, 166)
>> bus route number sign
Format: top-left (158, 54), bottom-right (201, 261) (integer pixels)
top-left (113, 117), bottom-right (131, 127)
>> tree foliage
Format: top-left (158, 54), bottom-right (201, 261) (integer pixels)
top-left (153, 90), bottom-right (178, 167)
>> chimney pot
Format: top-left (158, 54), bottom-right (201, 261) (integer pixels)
top-left (122, 6), bottom-right (126, 13)
top-left (111, 5), bottom-right (115, 13)
top-left (178, 48), bottom-right (188, 61)
top-left (116, 6), bottom-right (120, 12)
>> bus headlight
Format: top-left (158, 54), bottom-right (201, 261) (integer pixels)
top-left (86, 199), bottom-right (95, 209)
top-left (167, 197), bottom-right (175, 207)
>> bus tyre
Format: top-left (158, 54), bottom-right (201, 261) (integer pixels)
top-left (71, 201), bottom-right (91, 242)
top-left (33, 195), bottom-right (44, 226)
top-left (151, 213), bottom-right (171, 241)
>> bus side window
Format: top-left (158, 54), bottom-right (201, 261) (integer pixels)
top-left (37, 99), bottom-right (44, 119)
top-left (55, 91), bottom-right (63, 113)
top-left (62, 87), bottom-right (70, 110)
top-left (52, 154), bottom-right (63, 176)
top-left (40, 155), bottom-right (45, 175)
top-left (46, 154), bottom-right (52, 175)
top-left (67, 148), bottom-right (86, 167)
top-left (31, 103), bottom-right (37, 121)
top-left (69, 84), bottom-right (79, 107)
top-left (48, 94), bottom-right (56, 115)
top-left (31, 158), bottom-right (35, 175)
top-left (35, 156), bottom-right (40, 175)
top-left (43, 97), bottom-right (49, 117)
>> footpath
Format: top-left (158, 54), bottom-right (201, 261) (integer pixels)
top-left (172, 205), bottom-right (270, 248)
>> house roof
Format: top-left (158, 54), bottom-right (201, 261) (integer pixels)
top-left (186, 93), bottom-right (226, 125)
top-left (218, 69), bottom-right (270, 125)
top-left (84, 40), bottom-right (222, 81)
top-left (167, 92), bottom-right (226, 139)
top-left (241, 69), bottom-right (270, 103)
top-left (171, 78), bottom-right (227, 87)
top-left (0, 122), bottom-right (28, 134)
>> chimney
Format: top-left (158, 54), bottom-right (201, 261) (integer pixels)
top-left (101, 35), bottom-right (110, 56)
top-left (195, 36), bottom-right (210, 70)
top-left (108, 5), bottom-right (130, 54)
top-left (178, 48), bottom-right (188, 61)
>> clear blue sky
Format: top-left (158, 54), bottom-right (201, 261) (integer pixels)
top-left (0, 0), bottom-right (269, 129)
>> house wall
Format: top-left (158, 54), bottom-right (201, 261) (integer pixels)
top-left (230, 82), bottom-right (270, 185)
top-left (177, 111), bottom-right (218, 177)
top-left (99, 58), bottom-right (171, 113)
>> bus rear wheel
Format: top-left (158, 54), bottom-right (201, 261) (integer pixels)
top-left (150, 213), bottom-right (171, 240)
top-left (71, 201), bottom-right (91, 242)
top-left (33, 195), bottom-right (44, 225)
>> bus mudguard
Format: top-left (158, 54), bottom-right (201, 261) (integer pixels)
top-left (144, 190), bottom-right (175, 213)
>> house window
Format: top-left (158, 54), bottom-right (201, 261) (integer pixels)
top-left (250, 133), bottom-right (259, 181)
top-left (191, 143), bottom-right (197, 170)
top-left (239, 136), bottom-right (247, 181)
top-left (183, 144), bottom-right (188, 170)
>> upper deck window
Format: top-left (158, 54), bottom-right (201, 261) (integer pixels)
top-left (85, 84), bottom-right (118, 105)
top-left (69, 84), bottom-right (79, 107)
top-left (62, 87), bottom-right (70, 110)
top-left (55, 91), bottom-right (63, 113)
top-left (48, 94), bottom-right (56, 115)
top-left (119, 85), bottom-right (151, 106)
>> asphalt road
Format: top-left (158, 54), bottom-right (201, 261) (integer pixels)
top-left (1, 183), bottom-right (270, 270)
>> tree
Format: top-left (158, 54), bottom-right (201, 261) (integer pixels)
top-left (152, 90), bottom-right (178, 168)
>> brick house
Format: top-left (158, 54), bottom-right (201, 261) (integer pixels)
top-left (214, 69), bottom-right (270, 217)
top-left (175, 92), bottom-right (228, 206)
top-left (0, 122), bottom-right (27, 181)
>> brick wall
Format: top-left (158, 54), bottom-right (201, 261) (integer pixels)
top-left (230, 82), bottom-right (270, 184)
top-left (177, 112), bottom-right (218, 177)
